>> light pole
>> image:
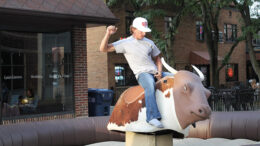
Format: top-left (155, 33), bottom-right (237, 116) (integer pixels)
top-left (0, 51), bottom-right (2, 125)
top-left (0, 81), bottom-right (2, 125)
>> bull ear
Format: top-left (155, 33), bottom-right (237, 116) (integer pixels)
top-left (191, 65), bottom-right (204, 81)
top-left (161, 58), bottom-right (178, 74)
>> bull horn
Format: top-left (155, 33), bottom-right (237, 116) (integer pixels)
top-left (161, 58), bottom-right (178, 74)
top-left (191, 65), bottom-right (204, 81)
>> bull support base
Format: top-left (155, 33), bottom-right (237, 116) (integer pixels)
top-left (126, 132), bottom-right (173, 146)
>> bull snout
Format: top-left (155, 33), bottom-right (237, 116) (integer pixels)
top-left (193, 104), bottom-right (212, 119)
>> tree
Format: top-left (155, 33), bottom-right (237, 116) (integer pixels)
top-left (108, 0), bottom-right (189, 67)
top-left (194, 0), bottom-right (244, 87)
top-left (108, 0), bottom-right (245, 87)
top-left (232, 0), bottom-right (260, 80)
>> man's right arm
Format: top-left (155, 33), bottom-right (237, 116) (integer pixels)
top-left (99, 25), bottom-right (117, 52)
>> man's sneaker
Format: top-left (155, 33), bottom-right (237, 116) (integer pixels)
top-left (148, 119), bottom-right (164, 128)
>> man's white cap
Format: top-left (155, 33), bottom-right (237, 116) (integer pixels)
top-left (132, 17), bottom-right (151, 32)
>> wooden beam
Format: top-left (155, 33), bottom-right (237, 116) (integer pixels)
top-left (126, 131), bottom-right (173, 146)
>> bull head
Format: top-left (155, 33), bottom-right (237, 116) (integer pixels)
top-left (161, 57), bottom-right (211, 129)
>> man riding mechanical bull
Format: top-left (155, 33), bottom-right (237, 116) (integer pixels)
top-left (99, 17), bottom-right (211, 135)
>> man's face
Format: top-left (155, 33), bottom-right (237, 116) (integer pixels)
top-left (132, 28), bottom-right (146, 40)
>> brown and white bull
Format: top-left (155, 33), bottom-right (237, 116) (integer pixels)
top-left (107, 58), bottom-right (211, 136)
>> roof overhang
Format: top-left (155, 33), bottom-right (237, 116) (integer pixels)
top-left (190, 51), bottom-right (223, 65)
top-left (0, 0), bottom-right (119, 32)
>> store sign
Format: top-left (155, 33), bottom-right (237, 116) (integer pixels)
top-left (31, 75), bottom-right (43, 79)
top-left (49, 74), bottom-right (70, 79)
top-left (4, 75), bottom-right (22, 80)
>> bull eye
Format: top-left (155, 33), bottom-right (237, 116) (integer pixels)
top-left (184, 85), bottom-right (187, 91)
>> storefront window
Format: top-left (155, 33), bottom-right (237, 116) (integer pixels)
top-left (115, 64), bottom-right (137, 87)
top-left (0, 31), bottom-right (73, 117)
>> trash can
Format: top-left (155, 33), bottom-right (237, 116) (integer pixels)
top-left (88, 88), bottom-right (114, 116)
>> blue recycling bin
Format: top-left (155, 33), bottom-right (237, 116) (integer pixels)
top-left (88, 88), bottom-right (114, 116)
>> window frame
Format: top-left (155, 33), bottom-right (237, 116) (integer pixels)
top-left (225, 63), bottom-right (238, 82)
top-left (196, 21), bottom-right (204, 41)
top-left (252, 31), bottom-right (260, 50)
top-left (164, 16), bottom-right (174, 33)
top-left (212, 31), bottom-right (224, 42)
top-left (224, 23), bottom-right (237, 42)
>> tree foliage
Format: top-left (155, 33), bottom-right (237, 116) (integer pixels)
top-left (232, 0), bottom-right (260, 81)
top-left (108, 0), bottom-right (191, 66)
top-left (108, 0), bottom-right (260, 87)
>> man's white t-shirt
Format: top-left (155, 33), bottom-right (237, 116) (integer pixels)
top-left (112, 36), bottom-right (161, 79)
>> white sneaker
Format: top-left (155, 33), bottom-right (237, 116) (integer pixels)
top-left (148, 119), bottom-right (164, 128)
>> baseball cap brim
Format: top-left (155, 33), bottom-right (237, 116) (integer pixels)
top-left (137, 27), bottom-right (151, 32)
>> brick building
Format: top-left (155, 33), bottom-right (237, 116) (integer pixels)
top-left (172, 8), bottom-right (246, 87)
top-left (87, 5), bottom-right (247, 101)
top-left (0, 0), bottom-right (117, 124)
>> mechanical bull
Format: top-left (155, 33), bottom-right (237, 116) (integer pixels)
top-left (107, 58), bottom-right (211, 136)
